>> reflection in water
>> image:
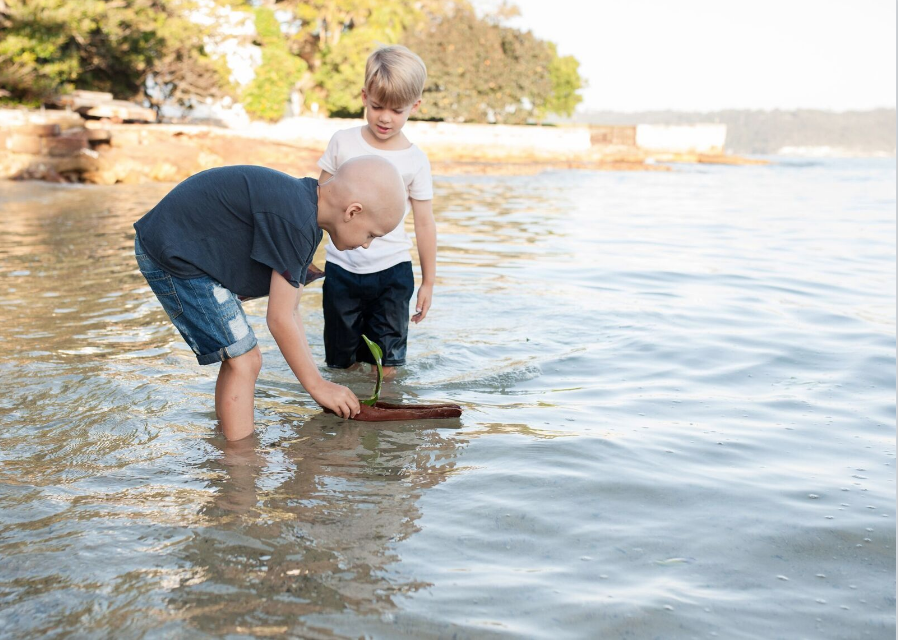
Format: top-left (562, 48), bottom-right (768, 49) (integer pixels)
top-left (169, 418), bottom-right (463, 636)
top-left (0, 183), bottom-right (176, 361)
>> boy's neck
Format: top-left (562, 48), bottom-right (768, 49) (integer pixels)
top-left (316, 185), bottom-right (333, 234)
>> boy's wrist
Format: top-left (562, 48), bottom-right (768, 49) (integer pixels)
top-left (299, 371), bottom-right (326, 394)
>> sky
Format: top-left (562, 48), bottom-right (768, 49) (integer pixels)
top-left (480, 0), bottom-right (897, 112)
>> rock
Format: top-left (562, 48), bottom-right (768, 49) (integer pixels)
top-left (110, 129), bottom-right (143, 148)
top-left (6, 134), bottom-right (43, 154)
top-left (15, 123), bottom-right (61, 137)
top-left (84, 129), bottom-right (111, 143)
top-left (52, 90), bottom-right (114, 109)
top-left (85, 100), bottom-right (156, 123)
top-left (44, 136), bottom-right (88, 156)
top-left (197, 150), bottom-right (224, 170)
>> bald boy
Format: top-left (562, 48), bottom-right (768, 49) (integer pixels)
top-left (133, 157), bottom-right (406, 440)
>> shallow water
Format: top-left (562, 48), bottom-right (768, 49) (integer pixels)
top-left (0, 158), bottom-right (894, 639)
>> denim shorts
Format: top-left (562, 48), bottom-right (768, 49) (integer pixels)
top-left (134, 235), bottom-right (257, 365)
top-left (323, 261), bottom-right (414, 368)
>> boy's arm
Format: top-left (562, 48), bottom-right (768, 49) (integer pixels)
top-left (267, 270), bottom-right (359, 418)
top-left (410, 198), bottom-right (436, 324)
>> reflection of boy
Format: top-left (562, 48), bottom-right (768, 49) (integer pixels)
top-left (318, 45), bottom-right (437, 377)
top-left (133, 157), bottom-right (406, 441)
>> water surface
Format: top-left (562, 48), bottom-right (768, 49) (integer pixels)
top-left (0, 158), bottom-right (894, 638)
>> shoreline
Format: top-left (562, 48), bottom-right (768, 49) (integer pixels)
top-left (0, 111), bottom-right (767, 185)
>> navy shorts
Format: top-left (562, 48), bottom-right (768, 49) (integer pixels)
top-left (323, 261), bottom-right (414, 368)
top-left (135, 235), bottom-right (257, 365)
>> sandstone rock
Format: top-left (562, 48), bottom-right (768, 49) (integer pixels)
top-left (6, 134), bottom-right (43, 154)
top-left (110, 130), bottom-right (142, 148)
top-left (85, 101), bottom-right (156, 123)
top-left (45, 136), bottom-right (88, 156)
top-left (85, 129), bottom-right (111, 143)
top-left (41, 111), bottom-right (86, 131)
top-left (15, 123), bottom-right (61, 137)
top-left (197, 150), bottom-right (224, 170)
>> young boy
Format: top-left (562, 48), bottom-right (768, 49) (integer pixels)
top-left (317, 44), bottom-right (436, 377)
top-left (133, 157), bottom-right (407, 441)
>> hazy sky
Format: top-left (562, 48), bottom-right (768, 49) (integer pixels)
top-left (489, 0), bottom-right (897, 112)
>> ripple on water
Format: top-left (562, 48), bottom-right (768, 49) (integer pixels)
top-left (0, 160), bottom-right (894, 638)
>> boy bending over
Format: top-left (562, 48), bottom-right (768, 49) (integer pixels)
top-left (133, 157), bottom-right (406, 441)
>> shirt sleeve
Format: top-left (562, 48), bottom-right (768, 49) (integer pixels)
top-left (408, 152), bottom-right (433, 201)
top-left (317, 132), bottom-right (340, 174)
top-left (251, 212), bottom-right (314, 287)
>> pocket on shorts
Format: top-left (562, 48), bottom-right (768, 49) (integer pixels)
top-left (137, 257), bottom-right (184, 320)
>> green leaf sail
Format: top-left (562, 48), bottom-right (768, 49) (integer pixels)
top-left (361, 334), bottom-right (384, 406)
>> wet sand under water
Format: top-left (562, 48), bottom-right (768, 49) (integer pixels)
top-left (0, 158), bottom-right (894, 638)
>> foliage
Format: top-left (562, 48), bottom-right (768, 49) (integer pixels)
top-left (0, 0), bottom-right (225, 106)
top-left (144, 4), bottom-right (235, 110)
top-left (0, 0), bottom-right (583, 123)
top-left (312, 27), bottom-right (383, 117)
top-left (241, 6), bottom-right (307, 121)
top-left (280, 0), bottom-right (427, 117)
top-left (0, 0), bottom-right (160, 102)
top-left (543, 42), bottom-right (583, 118)
top-left (404, 6), bottom-right (554, 124)
top-left (361, 335), bottom-right (384, 406)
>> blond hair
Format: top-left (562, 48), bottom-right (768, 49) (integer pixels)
top-left (364, 45), bottom-right (427, 108)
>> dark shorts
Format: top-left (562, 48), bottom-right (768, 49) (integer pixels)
top-left (323, 261), bottom-right (414, 368)
top-left (135, 235), bottom-right (257, 365)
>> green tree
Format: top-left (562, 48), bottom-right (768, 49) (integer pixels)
top-left (405, 6), bottom-right (555, 124)
top-left (544, 42), bottom-right (583, 118)
top-left (241, 6), bottom-right (307, 121)
top-left (0, 0), bottom-right (226, 106)
top-left (276, 0), bottom-right (433, 116)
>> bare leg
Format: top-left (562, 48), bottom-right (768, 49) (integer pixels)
top-left (381, 365), bottom-right (398, 378)
top-left (215, 346), bottom-right (262, 441)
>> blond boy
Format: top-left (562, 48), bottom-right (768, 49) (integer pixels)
top-left (318, 45), bottom-right (437, 377)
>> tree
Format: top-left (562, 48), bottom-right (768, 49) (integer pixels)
top-left (241, 6), bottom-right (307, 121)
top-left (544, 42), bottom-right (583, 118)
top-left (0, 0), bottom-right (226, 106)
top-left (275, 0), bottom-right (433, 116)
top-left (404, 6), bottom-right (554, 124)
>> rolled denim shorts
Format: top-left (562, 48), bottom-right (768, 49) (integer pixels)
top-left (134, 235), bottom-right (257, 365)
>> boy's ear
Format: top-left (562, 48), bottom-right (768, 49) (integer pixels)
top-left (361, 88), bottom-right (368, 105)
top-left (343, 202), bottom-right (363, 222)
top-left (410, 98), bottom-right (422, 115)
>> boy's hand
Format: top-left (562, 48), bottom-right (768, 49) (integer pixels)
top-left (412, 283), bottom-right (433, 324)
top-left (308, 380), bottom-right (360, 419)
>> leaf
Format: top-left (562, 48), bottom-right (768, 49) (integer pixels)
top-left (361, 334), bottom-right (383, 406)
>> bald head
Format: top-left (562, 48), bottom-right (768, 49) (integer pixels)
top-left (331, 155), bottom-right (406, 231)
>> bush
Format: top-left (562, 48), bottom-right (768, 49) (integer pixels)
top-left (242, 7), bottom-right (307, 122)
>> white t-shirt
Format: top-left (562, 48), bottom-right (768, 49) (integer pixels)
top-left (318, 126), bottom-right (433, 274)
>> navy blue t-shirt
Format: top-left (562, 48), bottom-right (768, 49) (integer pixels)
top-left (133, 166), bottom-right (322, 298)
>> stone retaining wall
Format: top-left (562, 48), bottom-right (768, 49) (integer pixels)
top-left (243, 116), bottom-right (594, 155)
top-left (0, 110), bottom-right (112, 182)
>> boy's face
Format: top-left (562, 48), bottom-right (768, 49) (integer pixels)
top-left (362, 89), bottom-right (421, 142)
top-left (330, 212), bottom-right (392, 252)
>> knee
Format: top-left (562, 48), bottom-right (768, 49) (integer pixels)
top-left (225, 347), bottom-right (262, 379)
